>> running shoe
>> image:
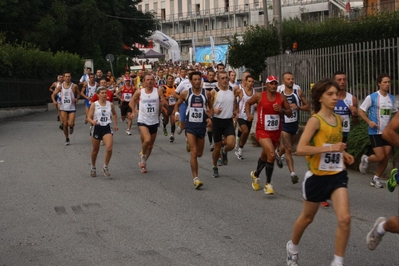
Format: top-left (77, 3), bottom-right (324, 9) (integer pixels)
top-left (186, 140), bottom-right (191, 152)
top-left (170, 135), bottom-right (175, 143)
top-left (320, 201), bottom-right (330, 208)
top-left (212, 167), bottom-right (219, 178)
top-left (59, 124), bottom-right (63, 130)
top-left (286, 240), bottom-right (299, 266)
top-left (291, 173), bottom-right (299, 184)
top-left (65, 138), bottom-right (70, 146)
top-left (366, 217), bottom-right (386, 250)
top-left (176, 126), bottom-right (182, 135)
top-left (141, 167), bottom-right (148, 173)
top-left (69, 126), bottom-right (74, 135)
top-left (103, 167), bottom-right (111, 177)
top-left (139, 155), bottom-right (146, 168)
top-left (330, 261), bottom-right (343, 266)
top-left (163, 127), bottom-right (168, 136)
top-left (221, 147), bottom-right (228, 165)
top-left (251, 171), bottom-right (261, 191)
top-left (193, 177), bottom-right (203, 189)
top-left (90, 167), bottom-right (96, 177)
top-left (264, 183), bottom-right (274, 195)
top-left (100, 140), bottom-right (104, 146)
top-left (209, 142), bottom-right (214, 152)
top-left (275, 148), bottom-right (283, 168)
top-left (235, 147), bottom-right (244, 160)
top-left (370, 176), bottom-right (383, 188)
top-left (387, 168), bottom-right (398, 192)
top-left (217, 158), bottom-right (223, 166)
top-left (359, 154), bottom-right (369, 174)
top-left (139, 150), bottom-right (143, 156)
top-left (126, 129), bottom-right (132, 135)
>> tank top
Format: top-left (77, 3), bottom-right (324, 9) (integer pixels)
top-left (256, 92), bottom-right (283, 132)
top-left (93, 101), bottom-right (112, 126)
top-left (138, 88), bottom-right (160, 125)
top-left (238, 87), bottom-right (255, 120)
top-left (213, 86), bottom-right (234, 119)
top-left (203, 79), bottom-right (217, 91)
top-left (86, 82), bottom-right (97, 98)
top-left (163, 84), bottom-right (177, 106)
top-left (279, 87), bottom-right (301, 124)
top-left (59, 83), bottom-right (76, 111)
top-left (334, 92), bottom-right (353, 135)
top-left (185, 88), bottom-right (208, 127)
top-left (121, 85), bottom-right (134, 102)
top-left (307, 113), bottom-right (344, 176)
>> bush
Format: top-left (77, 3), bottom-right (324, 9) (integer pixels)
top-left (346, 120), bottom-right (372, 161)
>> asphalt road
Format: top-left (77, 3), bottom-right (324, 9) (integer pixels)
top-left (0, 103), bottom-right (398, 266)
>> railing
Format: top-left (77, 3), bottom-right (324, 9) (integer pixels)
top-left (0, 79), bottom-right (53, 108)
top-left (265, 38), bottom-right (399, 123)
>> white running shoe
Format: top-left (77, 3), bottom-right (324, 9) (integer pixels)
top-left (286, 240), bottom-right (299, 266)
top-left (126, 129), bottom-right (132, 135)
top-left (359, 154), bottom-right (369, 174)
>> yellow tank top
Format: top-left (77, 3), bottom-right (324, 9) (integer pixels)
top-left (307, 113), bottom-right (343, 176)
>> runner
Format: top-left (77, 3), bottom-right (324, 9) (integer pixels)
top-left (285, 78), bottom-right (354, 266)
top-left (129, 74), bottom-right (163, 173)
top-left (115, 76), bottom-right (135, 135)
top-left (80, 73), bottom-right (97, 124)
top-left (49, 74), bottom-right (64, 124)
top-left (51, 71), bottom-right (80, 145)
top-left (366, 110), bottom-right (399, 250)
top-left (87, 86), bottom-right (118, 178)
top-left (174, 71), bottom-right (214, 188)
top-left (203, 69), bottom-right (218, 151)
top-left (234, 70), bottom-right (251, 150)
top-left (358, 73), bottom-right (397, 188)
top-left (275, 72), bottom-right (310, 184)
top-left (160, 74), bottom-right (177, 142)
top-left (246, 76), bottom-right (292, 194)
top-left (210, 70), bottom-right (239, 177)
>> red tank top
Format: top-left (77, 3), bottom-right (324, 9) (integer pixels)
top-left (121, 85), bottom-right (134, 102)
top-left (256, 91), bottom-right (283, 132)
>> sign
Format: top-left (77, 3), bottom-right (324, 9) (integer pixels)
top-left (195, 45), bottom-right (229, 64)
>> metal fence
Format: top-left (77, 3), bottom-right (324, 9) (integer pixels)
top-left (0, 79), bottom-right (53, 108)
top-left (265, 37), bottom-right (399, 123)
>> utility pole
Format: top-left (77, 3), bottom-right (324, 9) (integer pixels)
top-left (263, 0), bottom-right (269, 29)
top-left (272, 0), bottom-right (283, 53)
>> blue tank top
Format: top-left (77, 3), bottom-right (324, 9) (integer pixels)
top-left (185, 88), bottom-right (208, 129)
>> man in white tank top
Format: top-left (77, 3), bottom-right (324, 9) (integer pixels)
top-left (130, 74), bottom-right (163, 173)
top-left (51, 71), bottom-right (80, 145)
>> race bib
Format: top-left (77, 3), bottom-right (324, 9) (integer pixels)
top-left (319, 144), bottom-right (343, 172)
top-left (264, 114), bottom-right (279, 131)
top-left (342, 115), bottom-right (350, 133)
top-left (145, 104), bottom-right (156, 117)
top-left (284, 109), bottom-right (298, 123)
top-left (99, 116), bottom-right (108, 126)
top-left (168, 97), bottom-right (176, 105)
top-left (123, 93), bottom-right (132, 101)
top-left (188, 107), bottom-right (203, 123)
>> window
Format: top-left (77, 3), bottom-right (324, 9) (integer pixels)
top-left (161, 8), bottom-right (166, 20)
top-left (145, 4), bottom-right (149, 12)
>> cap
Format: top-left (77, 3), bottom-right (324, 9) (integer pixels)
top-left (266, 76), bottom-right (279, 83)
top-left (96, 86), bottom-right (107, 93)
top-left (124, 76), bottom-right (131, 82)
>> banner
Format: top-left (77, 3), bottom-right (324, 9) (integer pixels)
top-left (147, 30), bottom-right (181, 62)
top-left (195, 45), bottom-right (229, 64)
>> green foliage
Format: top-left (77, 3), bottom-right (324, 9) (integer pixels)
top-left (0, 36), bottom-right (82, 79)
top-left (346, 120), bottom-right (372, 161)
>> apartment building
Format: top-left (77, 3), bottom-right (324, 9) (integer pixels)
top-left (137, 0), bottom-right (361, 61)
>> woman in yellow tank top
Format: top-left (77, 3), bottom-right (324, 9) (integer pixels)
top-left (286, 78), bottom-right (354, 266)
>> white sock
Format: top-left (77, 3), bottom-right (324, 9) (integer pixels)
top-left (377, 221), bottom-right (386, 235)
top-left (291, 172), bottom-right (296, 176)
top-left (104, 164), bottom-right (108, 168)
top-left (289, 241), bottom-right (298, 254)
top-left (373, 175), bottom-right (380, 180)
top-left (333, 255), bottom-right (344, 265)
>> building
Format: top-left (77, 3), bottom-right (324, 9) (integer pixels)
top-left (137, 0), bottom-right (363, 61)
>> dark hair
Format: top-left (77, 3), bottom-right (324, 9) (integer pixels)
top-left (311, 78), bottom-right (339, 113)
top-left (377, 73), bottom-right (390, 84)
top-left (217, 63), bottom-right (225, 69)
top-left (86, 67), bottom-right (92, 71)
top-left (217, 70), bottom-right (228, 78)
top-left (246, 75), bottom-right (254, 81)
top-left (282, 71), bottom-right (293, 78)
top-left (89, 73), bottom-right (95, 77)
top-left (189, 71), bottom-right (202, 80)
top-left (63, 70), bottom-right (71, 75)
top-left (333, 71), bottom-right (346, 78)
top-left (166, 74), bottom-right (174, 80)
top-left (207, 69), bottom-right (216, 74)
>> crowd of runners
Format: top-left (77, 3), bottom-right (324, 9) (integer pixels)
top-left (49, 64), bottom-right (399, 266)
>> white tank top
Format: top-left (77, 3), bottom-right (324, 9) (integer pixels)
top-left (238, 87), bottom-right (255, 120)
top-left (213, 86), bottom-right (235, 119)
top-left (93, 101), bottom-right (112, 126)
top-left (138, 88), bottom-right (160, 125)
top-left (86, 82), bottom-right (97, 97)
top-left (59, 83), bottom-right (76, 111)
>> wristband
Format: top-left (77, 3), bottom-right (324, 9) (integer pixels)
top-left (175, 112), bottom-right (180, 116)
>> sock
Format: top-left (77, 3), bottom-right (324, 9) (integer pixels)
top-left (333, 255), bottom-right (344, 265)
top-left (373, 175), bottom-right (380, 180)
top-left (239, 145), bottom-right (243, 149)
top-left (255, 158), bottom-right (267, 177)
top-left (265, 162), bottom-right (274, 183)
top-left (171, 125), bottom-right (175, 133)
top-left (91, 166), bottom-right (96, 170)
top-left (103, 164), bottom-right (108, 168)
top-left (208, 131), bottom-right (213, 143)
top-left (289, 241), bottom-right (298, 254)
top-left (377, 221), bottom-right (386, 235)
top-left (291, 172), bottom-right (296, 176)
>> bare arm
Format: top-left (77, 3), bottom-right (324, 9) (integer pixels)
top-left (129, 89), bottom-right (141, 119)
top-left (51, 86), bottom-right (61, 105)
top-left (245, 92), bottom-right (261, 122)
top-left (298, 89), bottom-right (310, 111)
top-left (87, 102), bottom-right (97, 125)
top-left (382, 111), bottom-right (399, 147)
top-left (281, 94), bottom-right (293, 117)
top-left (49, 82), bottom-right (56, 92)
top-left (80, 84), bottom-right (88, 99)
top-left (111, 103), bottom-right (118, 131)
top-left (351, 95), bottom-right (359, 126)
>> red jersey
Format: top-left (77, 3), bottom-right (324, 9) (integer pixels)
top-left (256, 91), bottom-right (283, 142)
top-left (121, 85), bottom-right (134, 102)
top-left (91, 90), bottom-right (114, 103)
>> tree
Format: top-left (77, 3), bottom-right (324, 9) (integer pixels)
top-left (0, 0), bottom-right (158, 58)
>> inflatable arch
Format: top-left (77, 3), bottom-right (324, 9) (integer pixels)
top-left (147, 31), bottom-right (181, 62)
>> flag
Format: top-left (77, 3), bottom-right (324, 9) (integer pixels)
top-left (192, 36), bottom-right (196, 61)
top-left (210, 36), bottom-right (215, 62)
top-left (346, 0), bottom-right (350, 12)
